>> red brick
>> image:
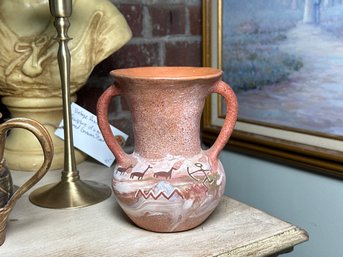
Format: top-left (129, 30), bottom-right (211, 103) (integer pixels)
top-left (76, 84), bottom-right (104, 114)
top-left (150, 5), bottom-right (186, 36)
top-left (107, 43), bottom-right (160, 68)
top-left (91, 42), bottom-right (160, 74)
top-left (116, 4), bottom-right (143, 37)
top-left (165, 41), bottom-right (202, 66)
top-left (189, 5), bottom-right (202, 35)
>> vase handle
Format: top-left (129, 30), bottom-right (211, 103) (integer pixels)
top-left (206, 81), bottom-right (238, 163)
top-left (97, 85), bottom-right (131, 166)
top-left (0, 118), bottom-right (53, 210)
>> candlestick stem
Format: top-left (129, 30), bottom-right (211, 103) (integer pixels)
top-left (55, 17), bottom-right (78, 176)
top-left (30, 0), bottom-right (111, 209)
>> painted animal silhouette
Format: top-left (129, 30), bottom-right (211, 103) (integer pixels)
top-left (116, 164), bottom-right (134, 175)
top-left (130, 165), bottom-right (152, 180)
top-left (153, 167), bottom-right (177, 180)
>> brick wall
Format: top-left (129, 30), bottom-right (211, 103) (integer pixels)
top-left (77, 0), bottom-right (202, 149)
top-left (103, 0), bottom-right (201, 69)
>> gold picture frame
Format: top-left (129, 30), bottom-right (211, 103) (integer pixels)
top-left (201, 0), bottom-right (343, 178)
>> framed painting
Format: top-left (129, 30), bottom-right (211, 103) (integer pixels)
top-left (202, 0), bottom-right (343, 178)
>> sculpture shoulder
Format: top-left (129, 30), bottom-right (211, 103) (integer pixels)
top-left (71, 0), bottom-right (132, 41)
top-left (63, 0), bottom-right (132, 74)
top-left (73, 0), bottom-right (128, 25)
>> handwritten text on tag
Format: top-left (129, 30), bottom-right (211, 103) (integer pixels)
top-left (55, 103), bottom-right (128, 167)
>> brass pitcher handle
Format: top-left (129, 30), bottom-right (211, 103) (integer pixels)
top-left (97, 85), bottom-right (132, 166)
top-left (206, 81), bottom-right (238, 163)
top-left (0, 118), bottom-right (53, 210)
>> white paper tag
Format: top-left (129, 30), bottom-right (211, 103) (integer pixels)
top-left (55, 103), bottom-right (128, 167)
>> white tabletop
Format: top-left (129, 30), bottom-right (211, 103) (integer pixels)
top-left (0, 161), bottom-right (308, 257)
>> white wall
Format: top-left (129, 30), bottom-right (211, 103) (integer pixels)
top-left (221, 150), bottom-right (343, 257)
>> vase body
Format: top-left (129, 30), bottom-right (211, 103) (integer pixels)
top-left (97, 67), bottom-right (238, 232)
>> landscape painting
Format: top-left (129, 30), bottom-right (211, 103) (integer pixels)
top-left (222, 0), bottom-right (343, 137)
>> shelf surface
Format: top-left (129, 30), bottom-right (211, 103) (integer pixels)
top-left (0, 161), bottom-right (308, 256)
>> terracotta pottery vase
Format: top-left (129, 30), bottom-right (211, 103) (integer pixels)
top-left (0, 118), bottom-right (53, 246)
top-left (97, 67), bottom-right (238, 232)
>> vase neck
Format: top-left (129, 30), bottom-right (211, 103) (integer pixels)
top-left (121, 80), bottom-right (211, 159)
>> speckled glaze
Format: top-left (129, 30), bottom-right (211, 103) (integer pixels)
top-left (97, 67), bottom-right (238, 232)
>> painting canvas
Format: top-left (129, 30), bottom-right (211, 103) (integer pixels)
top-left (222, 0), bottom-right (343, 136)
top-left (202, 0), bottom-right (343, 177)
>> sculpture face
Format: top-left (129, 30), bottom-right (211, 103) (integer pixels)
top-left (0, 0), bottom-right (132, 97)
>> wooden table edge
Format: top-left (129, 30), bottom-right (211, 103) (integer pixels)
top-left (216, 226), bottom-right (309, 257)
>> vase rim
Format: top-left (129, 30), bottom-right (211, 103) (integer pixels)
top-left (110, 66), bottom-right (222, 80)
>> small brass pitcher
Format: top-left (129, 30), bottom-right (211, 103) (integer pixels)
top-left (0, 118), bottom-right (53, 246)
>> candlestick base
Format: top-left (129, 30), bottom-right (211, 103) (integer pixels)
top-left (29, 179), bottom-right (111, 209)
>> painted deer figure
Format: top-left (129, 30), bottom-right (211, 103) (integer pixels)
top-left (153, 167), bottom-right (177, 180)
top-left (116, 164), bottom-right (134, 175)
top-left (130, 165), bottom-right (152, 180)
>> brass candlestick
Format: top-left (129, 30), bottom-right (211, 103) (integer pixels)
top-left (30, 0), bottom-right (111, 208)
